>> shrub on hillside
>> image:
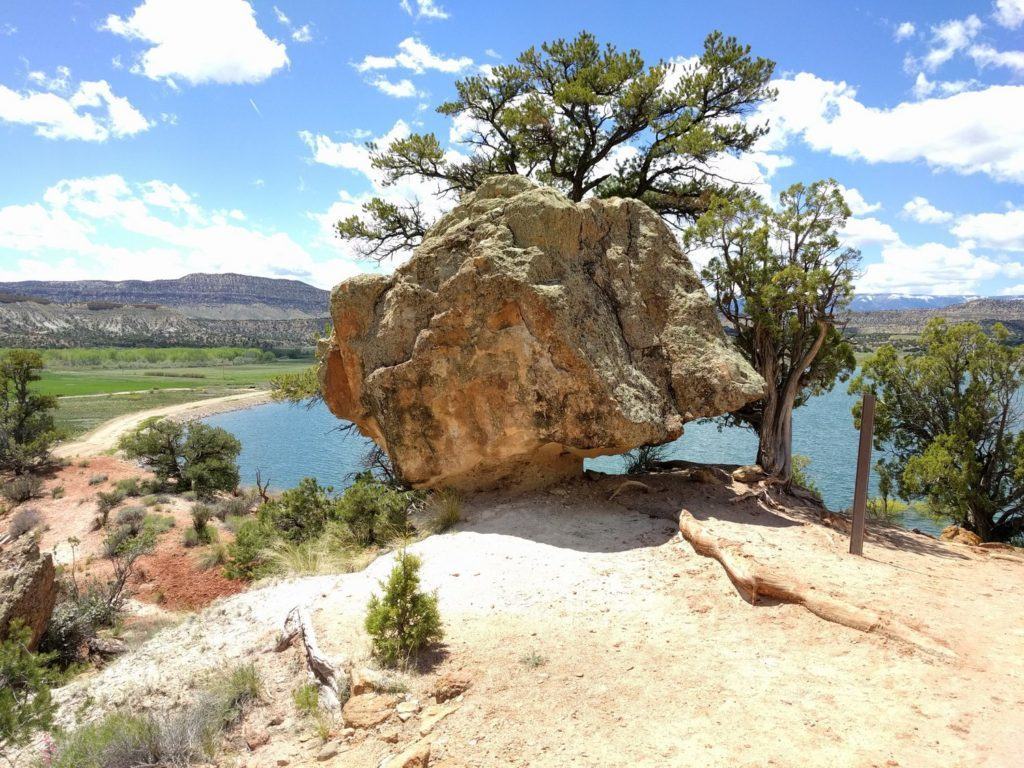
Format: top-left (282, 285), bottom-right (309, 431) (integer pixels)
top-left (365, 551), bottom-right (443, 667)
top-left (7, 507), bottom-right (41, 539)
top-left (94, 489), bottom-right (126, 528)
top-left (41, 580), bottom-right (117, 668)
top-left (1, 475), bottom-right (42, 504)
top-left (47, 663), bottom-right (262, 768)
top-left (114, 477), bottom-right (142, 497)
top-left (0, 621), bottom-right (55, 760)
top-left (336, 472), bottom-right (414, 547)
top-left (257, 477), bottom-right (334, 544)
top-left (224, 519), bottom-right (276, 581)
top-left (0, 349), bottom-right (58, 474)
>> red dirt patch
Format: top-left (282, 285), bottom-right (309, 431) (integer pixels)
top-left (133, 533), bottom-right (245, 611)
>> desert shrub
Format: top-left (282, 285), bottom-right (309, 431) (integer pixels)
top-left (214, 492), bottom-right (256, 521)
top-left (427, 488), bottom-right (462, 533)
top-left (789, 454), bottom-right (822, 499)
top-left (189, 503), bottom-right (216, 545)
top-left (622, 444), bottom-right (667, 475)
top-left (223, 514), bottom-right (248, 534)
top-left (336, 472), bottom-right (414, 547)
top-left (95, 489), bottom-right (126, 528)
top-left (1, 475), bottom-right (42, 504)
top-left (40, 580), bottom-right (117, 669)
top-left (114, 477), bottom-right (142, 497)
top-left (50, 485), bottom-right (65, 499)
top-left (519, 650), bottom-right (548, 668)
top-left (199, 543), bottom-right (229, 570)
top-left (292, 683), bottom-right (319, 716)
top-left (224, 519), bottom-right (276, 581)
top-left (365, 551), bottom-right (443, 667)
top-left (114, 506), bottom-right (147, 535)
top-left (7, 507), bottom-right (41, 539)
top-left (88, 474), bottom-right (108, 486)
top-left (0, 621), bottom-right (55, 760)
top-left (182, 527), bottom-right (217, 548)
top-left (215, 663), bottom-right (263, 720)
top-left (257, 477), bottom-right (335, 544)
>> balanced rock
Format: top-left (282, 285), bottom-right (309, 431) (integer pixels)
top-left (0, 537), bottom-right (56, 650)
top-left (320, 176), bottom-right (763, 491)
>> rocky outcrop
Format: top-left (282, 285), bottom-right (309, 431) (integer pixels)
top-left (0, 537), bottom-right (56, 650)
top-left (939, 525), bottom-right (982, 546)
top-left (320, 176), bottom-right (763, 491)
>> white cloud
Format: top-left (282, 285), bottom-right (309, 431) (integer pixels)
top-left (911, 71), bottom-right (976, 99)
top-left (104, 0), bottom-right (289, 86)
top-left (0, 78), bottom-right (150, 141)
top-left (902, 196), bottom-right (953, 224)
top-left (368, 77), bottom-right (421, 98)
top-left (355, 38), bottom-right (472, 74)
top-left (27, 66), bottom-right (71, 93)
top-left (919, 15), bottom-right (982, 71)
top-left (994, 0), bottom-right (1024, 29)
top-left (0, 175), bottom-right (358, 288)
top-left (969, 43), bottom-right (1024, 74)
top-left (953, 209), bottom-right (1024, 250)
top-left (859, 241), bottom-right (1023, 294)
top-left (272, 5), bottom-right (312, 43)
top-left (0, 23), bottom-right (15, 36)
top-left (894, 21), bottom-right (916, 41)
top-left (400, 0), bottom-right (449, 20)
top-left (484, 49), bottom-right (501, 59)
top-left (759, 73), bottom-right (1024, 183)
top-left (299, 121), bottom-right (411, 176)
top-left (840, 217), bottom-right (901, 247)
top-left (836, 185), bottom-right (881, 216)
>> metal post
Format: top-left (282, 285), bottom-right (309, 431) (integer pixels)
top-left (850, 392), bottom-right (875, 556)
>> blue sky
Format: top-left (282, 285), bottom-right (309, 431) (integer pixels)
top-left (1, 0), bottom-right (1024, 294)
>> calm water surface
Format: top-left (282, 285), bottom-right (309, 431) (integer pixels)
top-left (204, 384), bottom-right (941, 535)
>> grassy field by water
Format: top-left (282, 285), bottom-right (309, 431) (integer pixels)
top-left (31, 354), bottom-right (313, 437)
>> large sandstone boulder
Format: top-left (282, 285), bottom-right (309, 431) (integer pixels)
top-left (320, 176), bottom-right (763, 491)
top-left (0, 537), bottom-right (56, 650)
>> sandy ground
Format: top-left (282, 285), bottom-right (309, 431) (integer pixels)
top-left (54, 390), bottom-right (271, 458)
top-left (42, 469), bottom-right (1024, 768)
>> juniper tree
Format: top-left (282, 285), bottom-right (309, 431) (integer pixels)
top-left (691, 181), bottom-right (859, 481)
top-left (338, 30), bottom-right (776, 258)
top-left (851, 320), bottom-right (1024, 543)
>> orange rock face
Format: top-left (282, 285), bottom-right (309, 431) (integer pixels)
top-left (320, 176), bottom-right (763, 491)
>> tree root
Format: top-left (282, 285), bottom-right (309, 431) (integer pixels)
top-left (608, 480), bottom-right (653, 500)
top-left (276, 606), bottom-right (347, 708)
top-left (677, 510), bottom-right (955, 659)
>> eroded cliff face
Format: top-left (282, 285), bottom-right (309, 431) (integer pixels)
top-left (320, 176), bottom-right (763, 491)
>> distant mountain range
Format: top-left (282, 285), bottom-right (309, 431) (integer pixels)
top-left (1, 273), bottom-right (1023, 349)
top-left (847, 293), bottom-right (980, 312)
top-left (0, 273), bottom-right (330, 348)
top-left (0, 273), bottom-right (330, 320)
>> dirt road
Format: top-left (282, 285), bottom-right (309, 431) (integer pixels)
top-left (54, 390), bottom-right (270, 458)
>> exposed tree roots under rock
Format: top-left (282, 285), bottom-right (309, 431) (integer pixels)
top-left (275, 606), bottom-right (348, 708)
top-left (676, 510), bottom-right (956, 659)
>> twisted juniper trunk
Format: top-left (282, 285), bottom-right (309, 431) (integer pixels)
top-left (756, 396), bottom-right (794, 481)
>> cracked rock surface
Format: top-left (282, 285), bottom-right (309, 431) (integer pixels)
top-left (320, 175), bottom-right (763, 491)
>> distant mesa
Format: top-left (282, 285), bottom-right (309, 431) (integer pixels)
top-left (319, 175), bottom-right (764, 492)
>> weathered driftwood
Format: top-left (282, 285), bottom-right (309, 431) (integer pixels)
top-left (276, 606), bottom-right (345, 708)
top-left (677, 510), bottom-right (955, 659)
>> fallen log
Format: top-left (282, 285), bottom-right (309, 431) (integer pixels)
top-left (677, 510), bottom-right (955, 659)
top-left (276, 606), bottom-right (346, 708)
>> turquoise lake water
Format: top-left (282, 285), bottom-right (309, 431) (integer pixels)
top-left (203, 384), bottom-right (942, 536)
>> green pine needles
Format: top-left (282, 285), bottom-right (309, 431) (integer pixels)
top-left (365, 551), bottom-right (443, 667)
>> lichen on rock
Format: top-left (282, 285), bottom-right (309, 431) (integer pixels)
top-left (320, 176), bottom-right (763, 491)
